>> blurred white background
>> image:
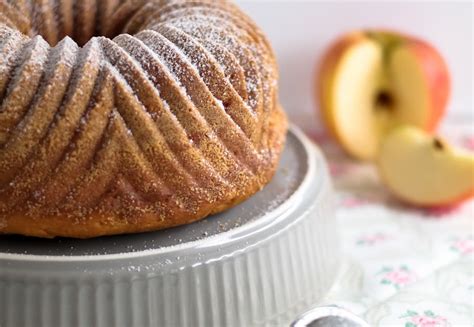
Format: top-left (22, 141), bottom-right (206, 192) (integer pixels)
top-left (236, 1), bottom-right (473, 132)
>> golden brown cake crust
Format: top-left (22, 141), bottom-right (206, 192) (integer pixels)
top-left (0, 0), bottom-right (287, 238)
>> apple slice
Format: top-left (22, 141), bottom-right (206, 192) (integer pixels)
top-left (318, 30), bottom-right (450, 160)
top-left (377, 126), bottom-right (474, 206)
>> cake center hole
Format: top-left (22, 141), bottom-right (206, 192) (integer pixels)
top-left (31, 5), bottom-right (138, 47)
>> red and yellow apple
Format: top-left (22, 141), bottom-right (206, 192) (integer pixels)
top-left (318, 30), bottom-right (450, 160)
top-left (377, 126), bottom-right (474, 207)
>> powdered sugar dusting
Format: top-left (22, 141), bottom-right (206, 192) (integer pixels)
top-left (0, 0), bottom-right (285, 238)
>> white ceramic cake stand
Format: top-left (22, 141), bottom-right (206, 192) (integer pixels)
top-left (0, 127), bottom-right (340, 327)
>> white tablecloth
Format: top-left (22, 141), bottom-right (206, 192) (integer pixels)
top-left (302, 119), bottom-right (473, 326)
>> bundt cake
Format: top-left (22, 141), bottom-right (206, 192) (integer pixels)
top-left (0, 0), bottom-right (287, 238)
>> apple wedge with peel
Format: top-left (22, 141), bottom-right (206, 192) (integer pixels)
top-left (377, 126), bottom-right (474, 207)
top-left (318, 30), bottom-right (450, 160)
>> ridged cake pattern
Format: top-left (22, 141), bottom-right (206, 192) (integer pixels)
top-left (0, 0), bottom-right (287, 238)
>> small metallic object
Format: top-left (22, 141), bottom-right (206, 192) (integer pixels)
top-left (291, 305), bottom-right (370, 327)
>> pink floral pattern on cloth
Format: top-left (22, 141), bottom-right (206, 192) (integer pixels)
top-left (378, 266), bottom-right (418, 289)
top-left (400, 310), bottom-right (449, 327)
top-left (301, 119), bottom-right (473, 325)
top-left (356, 232), bottom-right (391, 246)
top-left (341, 197), bottom-right (371, 208)
top-left (449, 236), bottom-right (474, 255)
